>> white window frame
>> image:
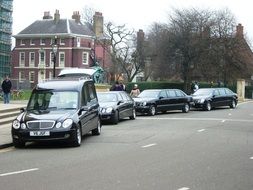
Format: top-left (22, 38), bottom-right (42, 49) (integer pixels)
top-left (29, 52), bottom-right (35, 67)
top-left (20, 39), bottom-right (25, 46)
top-left (59, 52), bottom-right (65, 67)
top-left (19, 52), bottom-right (25, 67)
top-left (60, 38), bottom-right (65, 45)
top-left (19, 71), bottom-right (25, 82)
top-left (40, 38), bottom-right (46, 45)
top-left (29, 71), bottom-right (35, 83)
top-left (30, 39), bottom-right (35, 45)
top-left (39, 51), bottom-right (45, 65)
top-left (82, 52), bottom-right (89, 65)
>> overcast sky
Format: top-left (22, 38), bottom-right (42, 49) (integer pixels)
top-left (13, 0), bottom-right (253, 42)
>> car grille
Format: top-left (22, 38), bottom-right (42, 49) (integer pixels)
top-left (27, 120), bottom-right (55, 129)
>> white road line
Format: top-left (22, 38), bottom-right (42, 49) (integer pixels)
top-left (221, 120), bottom-right (226, 123)
top-left (197, 129), bottom-right (205, 132)
top-left (250, 157), bottom-right (253, 160)
top-left (228, 113), bottom-right (232, 116)
top-left (137, 117), bottom-right (253, 123)
top-left (142, 143), bottom-right (156, 148)
top-left (0, 168), bottom-right (39, 177)
top-left (178, 187), bottom-right (190, 190)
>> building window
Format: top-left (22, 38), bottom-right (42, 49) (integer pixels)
top-left (60, 38), bottom-right (65, 45)
top-left (59, 52), bottom-right (65, 67)
top-left (19, 52), bottom-right (25, 66)
top-left (29, 52), bottom-right (35, 66)
top-left (20, 39), bottom-right (25, 46)
top-left (82, 52), bottom-right (88, 65)
top-left (39, 51), bottom-right (45, 65)
top-left (29, 71), bottom-right (35, 83)
top-left (30, 39), bottom-right (35, 45)
top-left (50, 52), bottom-right (54, 67)
top-left (19, 71), bottom-right (25, 82)
top-left (40, 38), bottom-right (46, 45)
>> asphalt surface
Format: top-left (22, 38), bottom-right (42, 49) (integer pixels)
top-left (0, 101), bottom-right (253, 190)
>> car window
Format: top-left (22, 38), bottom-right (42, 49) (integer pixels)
top-left (225, 88), bottom-right (233, 94)
top-left (97, 93), bottom-right (118, 102)
top-left (117, 93), bottom-right (123, 101)
top-left (86, 82), bottom-right (97, 106)
top-left (167, 90), bottom-right (177, 97)
top-left (218, 88), bottom-right (226, 95)
top-left (120, 92), bottom-right (129, 101)
top-left (214, 89), bottom-right (220, 96)
top-left (175, 90), bottom-right (185, 97)
top-left (159, 90), bottom-right (167, 98)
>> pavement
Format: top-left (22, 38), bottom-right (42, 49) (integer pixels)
top-left (0, 100), bottom-right (27, 149)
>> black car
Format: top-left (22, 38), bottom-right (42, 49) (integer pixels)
top-left (97, 91), bottom-right (136, 124)
top-left (192, 88), bottom-right (238, 111)
top-left (11, 78), bottom-right (101, 148)
top-left (133, 89), bottom-right (193, 116)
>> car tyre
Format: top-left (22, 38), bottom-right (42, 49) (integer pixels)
top-left (204, 101), bottom-right (211, 111)
top-left (92, 119), bottom-right (101, 135)
top-left (112, 110), bottom-right (119, 124)
top-left (230, 99), bottom-right (236, 109)
top-left (182, 103), bottom-right (190, 113)
top-left (72, 125), bottom-right (82, 147)
top-left (148, 105), bottom-right (156, 116)
top-left (129, 109), bottom-right (136, 120)
top-left (13, 139), bottom-right (25, 148)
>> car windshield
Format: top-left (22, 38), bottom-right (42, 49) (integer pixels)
top-left (193, 89), bottom-right (213, 96)
top-left (138, 90), bottom-right (160, 98)
top-left (97, 93), bottom-right (118, 102)
top-left (27, 90), bottom-right (78, 111)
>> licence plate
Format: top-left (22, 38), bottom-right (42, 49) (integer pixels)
top-left (30, 131), bottom-right (50, 136)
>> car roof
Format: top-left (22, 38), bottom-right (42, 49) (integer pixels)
top-left (35, 78), bottom-right (93, 91)
top-left (58, 68), bottom-right (97, 77)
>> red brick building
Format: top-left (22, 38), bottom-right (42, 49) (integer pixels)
top-left (12, 10), bottom-right (110, 88)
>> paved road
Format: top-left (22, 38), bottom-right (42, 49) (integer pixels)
top-left (0, 101), bottom-right (253, 190)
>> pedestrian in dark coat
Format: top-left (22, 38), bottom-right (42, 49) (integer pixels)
top-left (1, 75), bottom-right (12, 104)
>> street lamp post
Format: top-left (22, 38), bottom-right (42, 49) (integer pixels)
top-left (51, 36), bottom-right (59, 78)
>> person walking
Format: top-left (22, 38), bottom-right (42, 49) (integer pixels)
top-left (130, 84), bottom-right (140, 98)
top-left (1, 75), bottom-right (12, 104)
top-left (110, 81), bottom-right (123, 91)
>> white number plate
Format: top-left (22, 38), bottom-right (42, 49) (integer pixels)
top-left (30, 131), bottom-right (50, 136)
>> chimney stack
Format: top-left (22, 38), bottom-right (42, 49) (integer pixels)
top-left (72, 11), bottom-right (81, 23)
top-left (93, 12), bottom-right (104, 38)
top-left (236, 23), bottom-right (244, 38)
top-left (43, 11), bottom-right (53, 19)
top-left (54, 9), bottom-right (60, 23)
top-left (137, 29), bottom-right (145, 49)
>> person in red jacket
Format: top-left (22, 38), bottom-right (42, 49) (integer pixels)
top-left (1, 75), bottom-right (12, 104)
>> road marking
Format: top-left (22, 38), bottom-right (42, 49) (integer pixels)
top-left (228, 113), bottom-right (232, 116)
top-left (0, 168), bottom-right (39, 177)
top-left (250, 157), bottom-right (253, 160)
top-left (137, 117), bottom-right (253, 123)
top-left (142, 143), bottom-right (156, 148)
top-left (197, 129), bottom-right (205, 132)
top-left (221, 120), bottom-right (226, 123)
top-left (178, 187), bottom-right (190, 190)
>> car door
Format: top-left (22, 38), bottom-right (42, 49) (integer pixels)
top-left (175, 90), bottom-right (187, 109)
top-left (166, 90), bottom-right (178, 110)
top-left (219, 88), bottom-right (230, 106)
top-left (79, 82), bottom-right (99, 133)
top-left (116, 93), bottom-right (127, 119)
top-left (212, 89), bottom-right (222, 107)
top-left (120, 92), bottom-right (134, 117)
top-left (157, 90), bottom-right (169, 112)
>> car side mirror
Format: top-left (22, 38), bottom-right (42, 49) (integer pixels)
top-left (78, 106), bottom-right (89, 115)
top-left (159, 96), bottom-right (164, 99)
top-left (20, 108), bottom-right (25, 113)
top-left (117, 100), bottom-right (123, 105)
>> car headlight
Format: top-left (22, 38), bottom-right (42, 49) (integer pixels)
top-left (12, 120), bottom-right (20, 129)
top-left (62, 119), bottom-right (73, 128)
top-left (105, 107), bottom-right (113, 113)
top-left (55, 122), bottom-right (62, 129)
top-left (200, 98), bottom-right (205, 103)
top-left (141, 102), bottom-right (147, 106)
top-left (21, 123), bottom-right (27, 129)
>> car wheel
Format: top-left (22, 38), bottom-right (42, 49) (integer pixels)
top-left (148, 105), bottom-right (156, 116)
top-left (129, 109), bottom-right (136, 120)
top-left (72, 125), bottom-right (82, 147)
top-left (112, 110), bottom-right (119, 124)
top-left (204, 101), bottom-right (211, 111)
top-left (230, 100), bottom-right (236, 109)
top-left (13, 139), bottom-right (25, 148)
top-left (92, 119), bottom-right (101, 135)
top-left (182, 103), bottom-right (190, 113)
